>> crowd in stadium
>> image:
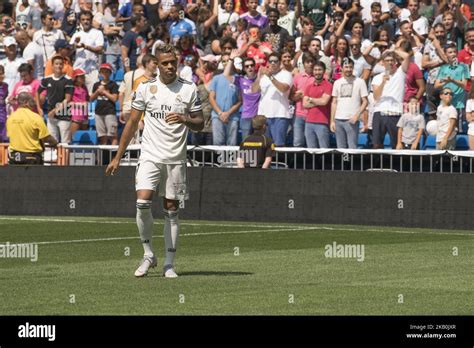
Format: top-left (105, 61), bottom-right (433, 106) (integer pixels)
top-left (1, 0), bottom-right (474, 156)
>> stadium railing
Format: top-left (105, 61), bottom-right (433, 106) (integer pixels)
top-left (1, 143), bottom-right (473, 173)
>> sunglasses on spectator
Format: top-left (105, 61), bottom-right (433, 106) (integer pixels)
top-left (443, 92), bottom-right (453, 95)
top-left (269, 59), bottom-right (279, 64)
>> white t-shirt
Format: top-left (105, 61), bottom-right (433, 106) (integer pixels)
top-left (332, 76), bottom-right (368, 120)
top-left (411, 16), bottom-right (429, 36)
top-left (258, 69), bottom-right (293, 119)
top-left (361, 0), bottom-right (389, 22)
top-left (131, 77), bottom-right (202, 164)
top-left (23, 41), bottom-right (44, 79)
top-left (69, 28), bottom-right (104, 73)
top-left (371, 66), bottom-right (406, 114)
top-left (396, 112), bottom-right (425, 144)
top-left (278, 11), bottom-right (296, 36)
top-left (351, 54), bottom-right (371, 78)
top-left (466, 99), bottom-right (474, 136)
top-left (119, 68), bottom-right (145, 112)
top-left (436, 104), bottom-right (457, 142)
top-left (218, 7), bottom-right (239, 31)
top-left (0, 57), bottom-right (27, 95)
top-left (32, 29), bottom-right (65, 62)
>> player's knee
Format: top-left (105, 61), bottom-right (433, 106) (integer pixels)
top-left (136, 199), bottom-right (152, 210)
top-left (163, 209), bottom-right (179, 219)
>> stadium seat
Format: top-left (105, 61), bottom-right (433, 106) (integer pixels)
top-left (71, 130), bottom-right (98, 145)
top-left (88, 117), bottom-right (96, 130)
top-left (455, 135), bottom-right (469, 150)
top-left (114, 68), bottom-right (124, 81)
top-left (357, 133), bottom-right (368, 149)
top-left (423, 135), bottom-right (437, 150)
top-left (329, 133), bottom-right (337, 148)
top-left (88, 100), bottom-right (96, 119)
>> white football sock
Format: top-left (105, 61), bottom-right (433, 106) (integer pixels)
top-left (136, 199), bottom-right (154, 257)
top-left (163, 209), bottom-right (179, 266)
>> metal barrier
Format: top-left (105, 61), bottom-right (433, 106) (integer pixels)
top-left (2, 143), bottom-right (474, 173)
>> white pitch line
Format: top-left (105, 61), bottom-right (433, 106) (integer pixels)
top-left (0, 227), bottom-right (317, 246)
top-left (0, 217), bottom-right (296, 229)
top-left (0, 217), bottom-right (473, 237)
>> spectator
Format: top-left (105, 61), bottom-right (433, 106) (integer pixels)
top-left (61, 0), bottom-right (78, 41)
top-left (364, 2), bottom-right (394, 41)
top-left (193, 0), bottom-right (219, 55)
top-left (466, 86), bottom-right (474, 150)
top-left (436, 87), bottom-right (458, 149)
top-left (329, 36), bottom-right (350, 82)
top-left (434, 42), bottom-right (470, 130)
top-left (44, 39), bottom-right (75, 78)
top-left (240, 25), bottom-right (272, 69)
top-left (37, 56), bottom-right (74, 143)
top-left (90, 63), bottom-right (119, 145)
top-left (218, 0), bottom-right (239, 31)
top-left (118, 55), bottom-right (145, 126)
top-left (209, 53), bottom-right (242, 145)
top-left (261, 8), bottom-right (290, 53)
top-left (240, 0), bottom-right (268, 28)
top-left (6, 92), bottom-right (58, 165)
top-left (15, 30), bottom-right (45, 80)
top-left (396, 95), bottom-right (425, 149)
top-left (458, 28), bottom-right (474, 99)
top-left (0, 37), bottom-right (26, 96)
top-left (407, 0), bottom-right (430, 41)
top-left (121, 14), bottom-right (148, 72)
top-left (237, 115), bottom-right (275, 168)
top-left (349, 37), bottom-right (372, 82)
top-left (330, 58), bottom-right (368, 149)
top-left (277, 0), bottom-right (299, 37)
top-left (422, 23), bottom-right (448, 119)
top-left (169, 4), bottom-right (196, 45)
top-left (9, 63), bottom-right (42, 113)
top-left (102, 0), bottom-right (124, 72)
top-left (32, 10), bottom-right (65, 62)
top-left (400, 40), bottom-right (426, 103)
top-left (252, 52), bottom-right (293, 147)
top-left (70, 10), bottom-right (105, 93)
top-left (371, 49), bottom-right (411, 149)
top-left (303, 0), bottom-right (331, 32)
top-left (290, 54), bottom-right (315, 147)
top-left (70, 68), bottom-right (90, 139)
top-left (0, 65), bottom-right (7, 142)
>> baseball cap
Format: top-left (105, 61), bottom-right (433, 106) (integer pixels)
top-left (99, 63), bottom-right (113, 72)
top-left (54, 39), bottom-right (72, 51)
top-left (73, 68), bottom-right (86, 77)
top-left (3, 37), bottom-right (17, 47)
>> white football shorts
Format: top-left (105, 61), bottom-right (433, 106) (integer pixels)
top-left (135, 160), bottom-right (189, 201)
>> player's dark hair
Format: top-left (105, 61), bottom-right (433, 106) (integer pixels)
top-left (154, 44), bottom-right (177, 60)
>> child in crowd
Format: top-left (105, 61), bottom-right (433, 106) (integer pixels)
top-left (0, 65), bottom-right (8, 142)
top-left (90, 63), bottom-right (119, 145)
top-left (70, 68), bottom-right (90, 138)
top-left (396, 96), bottom-right (425, 150)
top-left (466, 86), bottom-right (474, 150)
top-left (436, 88), bottom-right (458, 150)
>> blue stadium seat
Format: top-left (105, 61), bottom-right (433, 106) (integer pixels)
top-left (88, 117), bottom-right (95, 130)
top-left (357, 133), bottom-right (368, 149)
top-left (455, 135), bottom-right (469, 150)
top-left (88, 100), bottom-right (96, 119)
top-left (423, 135), bottom-right (437, 150)
top-left (114, 68), bottom-right (124, 81)
top-left (71, 130), bottom-right (98, 145)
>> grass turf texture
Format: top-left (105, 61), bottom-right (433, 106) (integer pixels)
top-left (0, 216), bottom-right (472, 315)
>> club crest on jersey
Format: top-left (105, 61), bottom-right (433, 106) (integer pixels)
top-left (150, 85), bottom-right (157, 94)
top-left (175, 95), bottom-right (183, 103)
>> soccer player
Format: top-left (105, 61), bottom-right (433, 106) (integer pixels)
top-left (105, 45), bottom-right (204, 278)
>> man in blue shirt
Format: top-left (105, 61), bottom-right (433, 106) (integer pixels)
top-left (208, 54), bottom-right (242, 145)
top-left (168, 4), bottom-right (196, 45)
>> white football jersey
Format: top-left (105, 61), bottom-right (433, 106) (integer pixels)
top-left (131, 76), bottom-right (202, 164)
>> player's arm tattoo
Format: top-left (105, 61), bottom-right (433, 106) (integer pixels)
top-left (185, 110), bottom-right (204, 132)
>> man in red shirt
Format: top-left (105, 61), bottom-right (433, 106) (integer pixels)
top-left (401, 41), bottom-right (425, 103)
top-left (458, 28), bottom-right (474, 94)
top-left (302, 61), bottom-right (332, 148)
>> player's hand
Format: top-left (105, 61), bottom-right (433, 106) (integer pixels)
top-left (330, 121), bottom-right (336, 133)
top-left (105, 158), bottom-right (120, 176)
top-left (165, 112), bottom-right (186, 125)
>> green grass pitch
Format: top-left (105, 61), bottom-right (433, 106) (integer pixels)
top-left (0, 216), bottom-right (472, 315)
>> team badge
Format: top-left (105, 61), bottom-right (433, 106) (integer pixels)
top-left (175, 95), bottom-right (183, 103)
top-left (150, 85), bottom-right (157, 94)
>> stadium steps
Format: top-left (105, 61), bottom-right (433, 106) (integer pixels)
top-left (71, 130), bottom-right (98, 145)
